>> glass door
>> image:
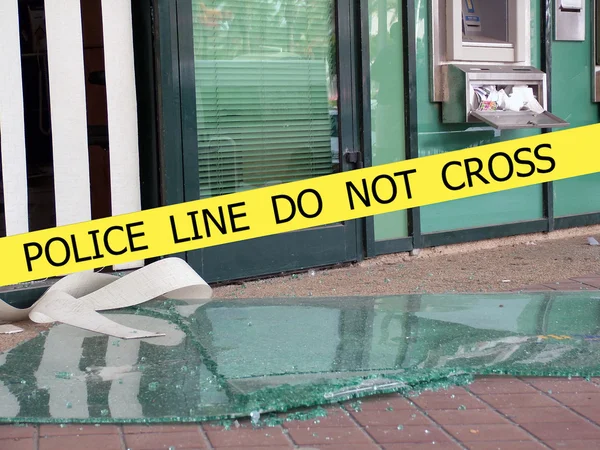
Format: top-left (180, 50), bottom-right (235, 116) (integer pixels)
top-left (176, 0), bottom-right (362, 282)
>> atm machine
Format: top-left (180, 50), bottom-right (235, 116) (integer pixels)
top-left (430, 0), bottom-right (571, 130)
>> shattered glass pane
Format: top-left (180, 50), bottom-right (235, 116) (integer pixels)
top-left (2, 292), bottom-right (600, 423)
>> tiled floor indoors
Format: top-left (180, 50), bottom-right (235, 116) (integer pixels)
top-left (2, 274), bottom-right (600, 450)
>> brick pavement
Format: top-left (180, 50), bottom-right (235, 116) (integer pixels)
top-left (2, 273), bottom-right (600, 449)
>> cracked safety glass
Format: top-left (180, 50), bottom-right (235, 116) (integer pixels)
top-left (1, 292), bottom-right (600, 423)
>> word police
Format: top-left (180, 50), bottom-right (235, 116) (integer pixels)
top-left (24, 222), bottom-right (148, 272)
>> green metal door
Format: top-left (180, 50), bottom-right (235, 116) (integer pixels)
top-left (170, 0), bottom-right (363, 282)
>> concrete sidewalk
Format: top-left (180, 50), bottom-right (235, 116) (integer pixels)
top-left (2, 274), bottom-right (600, 450)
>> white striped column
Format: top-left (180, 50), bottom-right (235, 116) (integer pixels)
top-left (101, 0), bottom-right (144, 270)
top-left (44, 0), bottom-right (92, 227)
top-left (0, 0), bottom-right (30, 236)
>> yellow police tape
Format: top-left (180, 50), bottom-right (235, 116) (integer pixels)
top-left (3, 123), bottom-right (600, 286)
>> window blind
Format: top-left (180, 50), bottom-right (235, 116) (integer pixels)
top-left (192, 0), bottom-right (337, 199)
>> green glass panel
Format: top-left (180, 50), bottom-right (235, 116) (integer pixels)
top-left (2, 292), bottom-right (600, 424)
top-left (368, 0), bottom-right (408, 240)
top-left (551, 4), bottom-right (600, 217)
top-left (415, 0), bottom-right (544, 233)
top-left (192, 0), bottom-right (339, 199)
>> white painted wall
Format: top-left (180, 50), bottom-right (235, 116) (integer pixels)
top-left (45, 0), bottom-right (92, 227)
top-left (101, 0), bottom-right (143, 270)
top-left (0, 0), bottom-right (30, 236)
top-left (0, 0), bottom-right (144, 271)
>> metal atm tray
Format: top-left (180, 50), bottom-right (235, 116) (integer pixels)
top-left (470, 110), bottom-right (570, 130)
top-left (442, 64), bottom-right (571, 129)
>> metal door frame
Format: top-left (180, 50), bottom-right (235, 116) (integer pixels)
top-left (154, 0), bottom-right (366, 283)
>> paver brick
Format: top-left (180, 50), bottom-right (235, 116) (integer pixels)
top-left (468, 379), bottom-right (537, 395)
top-left (351, 394), bottom-right (417, 411)
top-left (569, 276), bottom-right (600, 288)
top-left (349, 408), bottom-right (431, 427)
top-left (522, 421), bottom-right (600, 441)
top-left (367, 424), bottom-right (450, 444)
top-left (213, 447), bottom-right (293, 450)
top-left (443, 424), bottom-right (533, 442)
top-left (0, 426), bottom-right (35, 439)
top-left (425, 408), bottom-right (509, 425)
top-left (546, 440), bottom-right (600, 449)
top-left (383, 443), bottom-right (462, 450)
top-left (476, 376), bottom-right (519, 382)
top-left (298, 445), bottom-right (380, 450)
top-left (501, 406), bottom-right (583, 424)
top-left (39, 434), bottom-right (123, 450)
top-left (541, 281), bottom-right (596, 291)
top-left (478, 393), bottom-right (558, 409)
top-left (214, 447), bottom-right (293, 450)
top-left (410, 389), bottom-right (485, 410)
top-left (124, 430), bottom-right (207, 449)
top-left (568, 406), bottom-right (600, 425)
top-left (0, 438), bottom-right (35, 450)
top-left (550, 392), bottom-right (600, 407)
top-left (520, 378), bottom-right (600, 393)
top-left (463, 442), bottom-right (546, 450)
top-left (282, 407), bottom-right (356, 429)
top-left (510, 285), bottom-right (553, 292)
top-left (285, 426), bottom-right (374, 446)
top-left (204, 426), bottom-right (291, 447)
top-left (39, 424), bottom-right (119, 436)
top-left (123, 424), bottom-right (200, 434)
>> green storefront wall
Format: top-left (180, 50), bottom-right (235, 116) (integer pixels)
top-left (415, 0), bottom-right (545, 236)
top-left (552, 3), bottom-right (600, 218)
top-left (148, 0), bottom-right (600, 283)
top-left (368, 0), bottom-right (600, 245)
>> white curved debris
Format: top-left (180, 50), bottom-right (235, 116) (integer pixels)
top-left (0, 257), bottom-right (212, 339)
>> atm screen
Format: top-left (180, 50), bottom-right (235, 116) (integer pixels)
top-left (462, 0), bottom-right (510, 46)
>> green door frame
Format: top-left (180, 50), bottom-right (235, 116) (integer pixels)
top-left (360, 0), bottom-right (418, 257)
top-left (154, 0), bottom-right (367, 283)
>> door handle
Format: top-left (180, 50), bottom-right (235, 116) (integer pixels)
top-left (344, 148), bottom-right (364, 169)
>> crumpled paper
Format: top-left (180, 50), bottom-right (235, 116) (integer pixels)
top-left (511, 85), bottom-right (545, 114)
top-left (476, 84), bottom-right (545, 114)
top-left (0, 258), bottom-right (212, 339)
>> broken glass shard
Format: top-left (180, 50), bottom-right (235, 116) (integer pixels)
top-left (1, 292), bottom-right (600, 423)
